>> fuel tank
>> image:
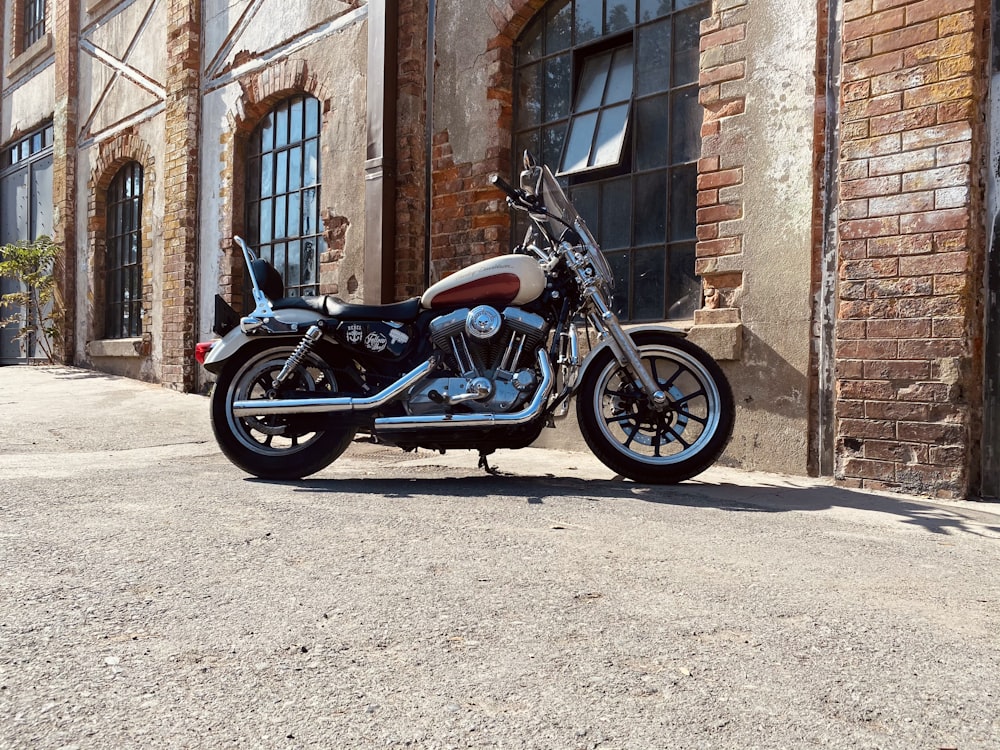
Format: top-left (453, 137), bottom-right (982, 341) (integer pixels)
top-left (420, 255), bottom-right (546, 309)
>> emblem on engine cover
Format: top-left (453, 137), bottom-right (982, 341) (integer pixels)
top-left (466, 305), bottom-right (502, 340)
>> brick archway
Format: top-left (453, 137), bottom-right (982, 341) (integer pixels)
top-left (217, 59), bottom-right (333, 307)
top-left (87, 130), bottom-right (156, 348)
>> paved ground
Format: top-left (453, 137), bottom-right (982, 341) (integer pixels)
top-left (1, 365), bottom-right (999, 749)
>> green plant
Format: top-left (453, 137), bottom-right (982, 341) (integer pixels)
top-left (0, 235), bottom-right (63, 364)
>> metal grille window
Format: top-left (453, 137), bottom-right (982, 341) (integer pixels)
top-left (23, 0), bottom-right (46, 50)
top-left (104, 162), bottom-right (144, 339)
top-left (246, 96), bottom-right (324, 300)
top-left (514, 0), bottom-right (711, 322)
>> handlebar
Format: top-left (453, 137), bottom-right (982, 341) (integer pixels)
top-left (489, 173), bottom-right (521, 202)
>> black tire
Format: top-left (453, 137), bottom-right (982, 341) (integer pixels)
top-left (210, 340), bottom-right (357, 479)
top-left (576, 330), bottom-right (735, 483)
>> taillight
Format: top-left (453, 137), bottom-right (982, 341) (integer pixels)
top-left (194, 340), bottom-right (217, 365)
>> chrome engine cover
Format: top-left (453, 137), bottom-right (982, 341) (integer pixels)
top-left (409, 306), bottom-right (550, 416)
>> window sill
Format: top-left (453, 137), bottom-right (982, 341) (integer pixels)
top-left (87, 0), bottom-right (122, 16)
top-left (8, 33), bottom-right (53, 78)
top-left (86, 336), bottom-right (150, 358)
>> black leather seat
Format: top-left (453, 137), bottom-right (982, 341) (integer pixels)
top-left (273, 295), bottom-right (423, 322)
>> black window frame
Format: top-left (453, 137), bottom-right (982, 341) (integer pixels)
top-left (104, 161), bottom-right (144, 340)
top-left (245, 95), bottom-right (324, 302)
top-left (23, 0), bottom-right (46, 50)
top-left (513, 0), bottom-right (711, 323)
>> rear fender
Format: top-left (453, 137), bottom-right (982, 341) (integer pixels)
top-left (202, 327), bottom-right (302, 375)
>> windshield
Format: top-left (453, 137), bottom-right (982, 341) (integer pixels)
top-left (538, 166), bottom-right (598, 249)
top-left (537, 166), bottom-right (613, 288)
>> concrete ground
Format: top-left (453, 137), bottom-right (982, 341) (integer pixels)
top-left (1, 365), bottom-right (999, 749)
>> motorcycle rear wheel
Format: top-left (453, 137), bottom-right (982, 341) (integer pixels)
top-left (577, 330), bottom-right (734, 484)
top-left (210, 341), bottom-right (356, 479)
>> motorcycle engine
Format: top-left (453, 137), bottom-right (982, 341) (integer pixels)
top-left (406, 306), bottom-right (550, 415)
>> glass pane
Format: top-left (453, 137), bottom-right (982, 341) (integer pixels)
top-left (636, 94), bottom-right (669, 170)
top-left (561, 111), bottom-right (598, 174)
top-left (638, 18), bottom-right (671, 96)
top-left (606, 1), bottom-right (635, 34)
top-left (259, 115), bottom-right (274, 152)
top-left (290, 98), bottom-right (304, 141)
top-left (259, 199), bottom-right (273, 241)
top-left (274, 106), bottom-right (289, 149)
top-left (260, 154), bottom-right (273, 197)
top-left (287, 239), bottom-right (302, 289)
top-left (569, 182), bottom-right (599, 236)
top-left (516, 63), bottom-right (542, 130)
top-left (541, 123), bottom-right (567, 169)
top-left (604, 48), bottom-right (634, 104)
top-left (667, 243), bottom-right (699, 319)
top-left (607, 250), bottom-right (631, 318)
top-left (305, 97), bottom-right (320, 138)
top-left (289, 147), bottom-right (303, 191)
top-left (514, 131), bottom-right (540, 167)
top-left (670, 86), bottom-right (702, 164)
top-left (304, 141), bottom-right (318, 185)
top-left (669, 163), bottom-right (697, 240)
top-left (600, 177), bottom-right (631, 249)
top-left (545, 0), bottom-right (573, 54)
top-left (273, 242), bottom-right (287, 281)
top-left (520, 17), bottom-right (543, 62)
top-left (287, 192), bottom-right (301, 237)
top-left (274, 196), bottom-right (287, 238)
top-left (576, 0), bottom-right (603, 44)
top-left (576, 53), bottom-right (611, 112)
top-left (674, 7), bottom-right (705, 86)
top-left (591, 103), bottom-right (629, 168)
top-left (544, 54), bottom-right (572, 122)
top-left (303, 188), bottom-right (318, 235)
top-left (633, 247), bottom-right (666, 320)
top-left (275, 150), bottom-right (288, 194)
top-left (635, 171), bottom-right (667, 245)
top-left (676, 0), bottom-right (705, 11)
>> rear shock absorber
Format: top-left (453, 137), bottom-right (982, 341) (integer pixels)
top-left (271, 325), bottom-right (323, 390)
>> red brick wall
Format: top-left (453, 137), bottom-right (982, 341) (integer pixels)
top-left (393, 0), bottom-right (544, 298)
top-left (696, 1), bottom-right (747, 316)
top-left (835, 0), bottom-right (988, 497)
top-left (161, 0), bottom-right (201, 391)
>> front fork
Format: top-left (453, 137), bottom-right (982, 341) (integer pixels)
top-left (587, 293), bottom-right (668, 411)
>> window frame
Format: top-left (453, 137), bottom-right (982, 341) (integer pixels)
top-left (22, 0), bottom-right (47, 52)
top-left (104, 161), bottom-right (144, 340)
top-left (245, 95), bottom-right (324, 302)
top-left (512, 0), bottom-right (711, 323)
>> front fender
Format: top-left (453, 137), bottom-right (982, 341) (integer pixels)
top-left (201, 328), bottom-right (301, 375)
top-left (574, 324), bottom-right (688, 390)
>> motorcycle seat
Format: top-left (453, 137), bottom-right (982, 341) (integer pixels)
top-left (273, 295), bottom-right (423, 322)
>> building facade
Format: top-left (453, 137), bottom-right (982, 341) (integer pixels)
top-left (0, 0), bottom-right (995, 499)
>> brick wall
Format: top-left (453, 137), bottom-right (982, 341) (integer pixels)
top-left (393, 0), bottom-right (544, 298)
top-left (161, 0), bottom-right (201, 391)
top-left (52, 0), bottom-right (79, 365)
top-left (86, 132), bottom-right (155, 349)
top-left (835, 0), bottom-right (988, 497)
top-left (696, 0), bottom-right (747, 318)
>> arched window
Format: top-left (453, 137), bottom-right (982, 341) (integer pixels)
top-left (513, 0), bottom-right (710, 321)
top-left (105, 161), bottom-right (143, 339)
top-left (246, 95), bottom-right (323, 299)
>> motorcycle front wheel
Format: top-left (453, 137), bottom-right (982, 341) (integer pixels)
top-left (210, 340), bottom-right (357, 480)
top-left (577, 330), bottom-right (734, 484)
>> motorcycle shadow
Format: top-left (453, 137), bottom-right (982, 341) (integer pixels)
top-left (256, 468), bottom-right (1000, 539)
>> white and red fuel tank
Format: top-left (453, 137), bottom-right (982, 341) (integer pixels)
top-left (420, 254), bottom-right (546, 309)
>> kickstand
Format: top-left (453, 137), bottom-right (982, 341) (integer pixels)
top-left (478, 451), bottom-right (504, 476)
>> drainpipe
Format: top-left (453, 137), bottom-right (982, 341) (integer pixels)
top-left (364, 0), bottom-right (398, 303)
top-left (423, 0), bottom-right (436, 289)
top-left (817, 0), bottom-right (843, 476)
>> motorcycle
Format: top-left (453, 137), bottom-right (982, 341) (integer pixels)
top-left (195, 152), bottom-right (735, 483)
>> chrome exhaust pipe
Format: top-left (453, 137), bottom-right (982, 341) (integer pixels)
top-left (373, 349), bottom-right (554, 432)
top-left (231, 357), bottom-right (437, 417)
